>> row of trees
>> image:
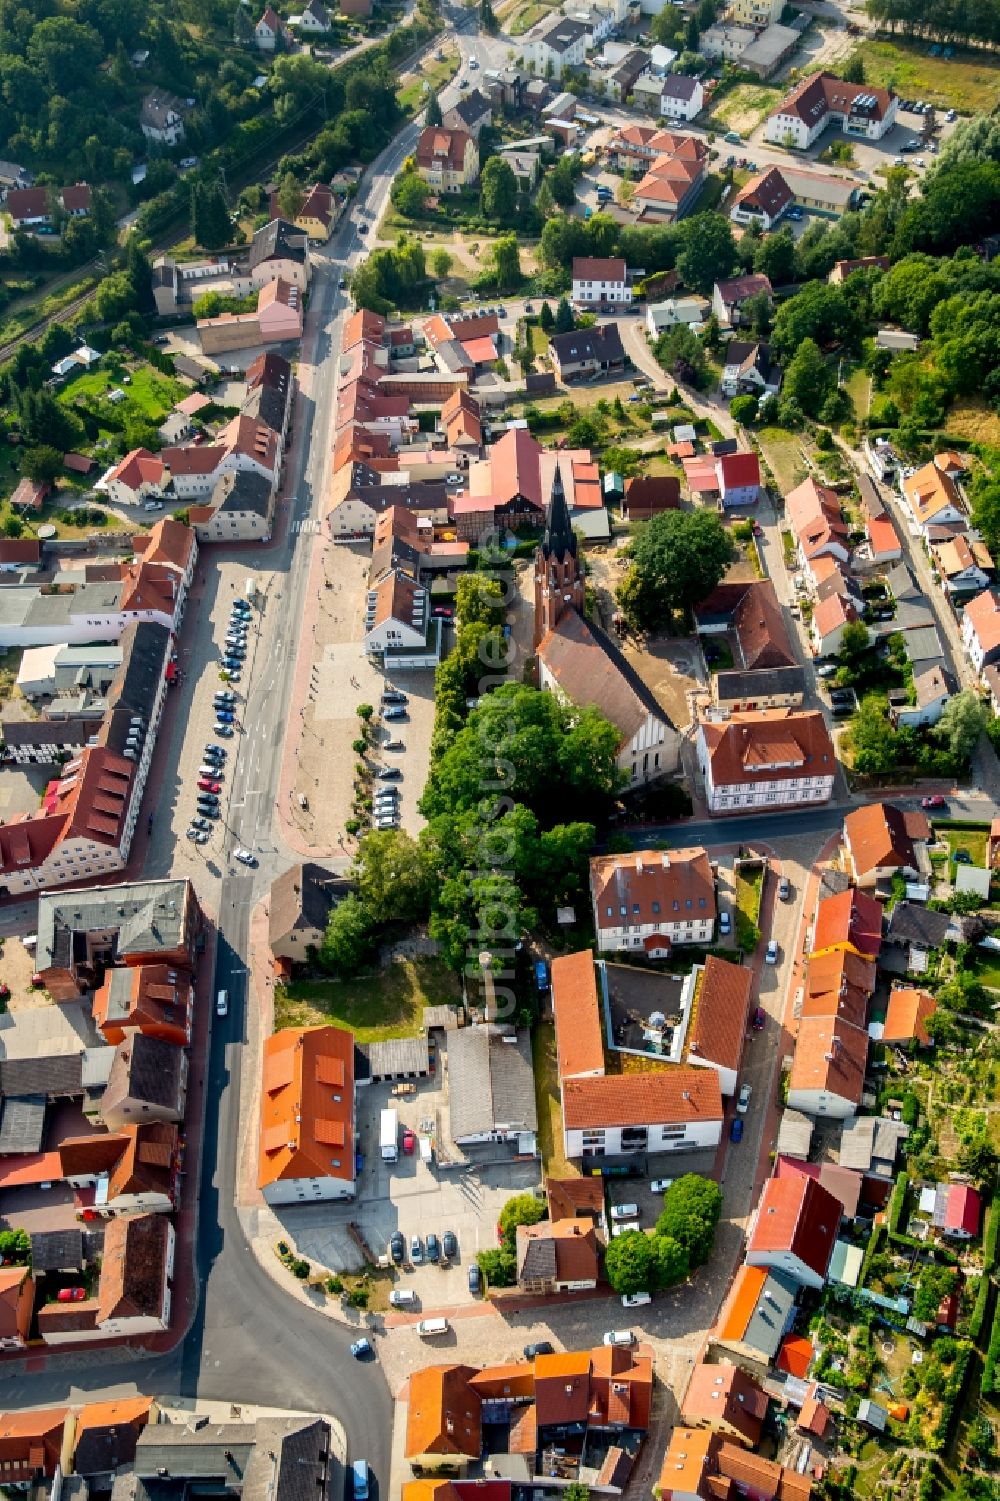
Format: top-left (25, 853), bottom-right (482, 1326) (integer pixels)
top-left (866, 0), bottom-right (1000, 46)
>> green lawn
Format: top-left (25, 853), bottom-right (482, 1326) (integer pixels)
top-left (844, 364), bottom-right (872, 418)
top-left (527, 322), bottom-right (549, 359)
top-left (846, 38), bottom-right (1000, 113)
top-left (937, 826), bottom-right (989, 868)
top-left (273, 957), bottom-right (461, 1042)
top-left (735, 862), bottom-right (764, 952)
top-left (968, 953), bottom-right (1000, 991)
top-left (532, 1021), bottom-right (575, 1178)
top-left (757, 427), bottom-right (809, 493)
top-left (398, 51), bottom-right (460, 112)
top-left (509, 0), bottom-right (557, 34)
top-left (59, 363), bottom-right (185, 426)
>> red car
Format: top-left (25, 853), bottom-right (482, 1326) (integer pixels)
top-left (57, 1287), bottom-right (86, 1302)
top-left (921, 795), bottom-right (947, 810)
top-left (402, 1130), bottom-right (416, 1155)
top-left (198, 779), bottom-right (222, 793)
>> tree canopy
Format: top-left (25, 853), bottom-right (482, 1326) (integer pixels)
top-left (655, 1175), bottom-right (722, 1268)
top-left (617, 510), bottom-right (735, 630)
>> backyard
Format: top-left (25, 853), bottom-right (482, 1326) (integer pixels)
top-left (273, 957), bottom-right (460, 1041)
top-left (846, 38), bottom-right (1000, 112)
top-left (936, 824), bottom-right (990, 869)
top-left (58, 361), bottom-right (186, 428)
top-left (702, 81), bottom-right (780, 136)
top-left (756, 426), bottom-right (810, 493)
top-left (533, 1021), bottom-right (575, 1179)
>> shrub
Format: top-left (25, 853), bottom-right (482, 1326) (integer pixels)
top-left (969, 1272), bottom-right (991, 1341)
top-left (888, 1172), bottom-right (909, 1236)
top-left (985, 1201), bottom-right (999, 1272)
top-left (326, 1276), bottom-right (344, 1294)
top-left (348, 1287), bottom-right (369, 1307)
top-left (277, 1240), bottom-right (290, 1257)
top-left (291, 1258), bottom-right (311, 1279)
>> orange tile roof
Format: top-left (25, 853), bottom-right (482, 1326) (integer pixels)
top-left (717, 1265), bottom-right (768, 1342)
top-left (138, 517), bottom-right (195, 574)
top-left (812, 887), bottom-right (883, 958)
top-left (258, 1025), bottom-right (354, 1189)
top-left (590, 1341), bottom-right (654, 1431)
top-left (681, 1363), bottom-right (768, 1447)
top-left (883, 987), bottom-right (936, 1046)
top-left (777, 1334), bottom-right (813, 1379)
top-left (111, 448), bottom-right (165, 492)
top-left (517, 1218), bottom-right (599, 1284)
top-left (903, 460), bottom-right (964, 524)
top-left (562, 1067), bottom-right (722, 1131)
top-left (551, 950), bottom-right (605, 1081)
top-left (748, 1175), bottom-right (840, 1280)
top-left (0, 1408), bottom-right (68, 1479)
top-left (789, 1015), bottom-right (868, 1107)
top-left (405, 1366), bottom-right (482, 1459)
top-left (546, 1175), bottom-right (604, 1221)
top-left (867, 513), bottom-right (900, 556)
top-left (468, 1363), bottom-right (536, 1400)
top-left (687, 955), bottom-right (751, 1074)
top-left (812, 591), bottom-right (856, 637)
top-left (534, 1350), bottom-right (592, 1427)
top-left (658, 1426), bottom-right (722, 1500)
top-left (718, 1441), bottom-right (813, 1501)
top-left (590, 848), bottom-right (715, 933)
top-left (0, 1264), bottom-right (34, 1344)
top-left (699, 710), bottom-right (835, 792)
top-left (802, 949), bottom-right (873, 1030)
top-left (963, 589), bottom-right (1000, 653)
top-left (845, 801), bottom-right (927, 881)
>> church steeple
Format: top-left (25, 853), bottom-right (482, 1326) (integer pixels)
top-left (541, 466), bottom-right (576, 562)
top-left (533, 462), bottom-right (584, 652)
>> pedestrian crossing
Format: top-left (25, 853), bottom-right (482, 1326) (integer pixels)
top-left (292, 517), bottom-right (322, 534)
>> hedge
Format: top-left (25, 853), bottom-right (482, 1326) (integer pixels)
top-left (929, 1341), bottom-right (973, 1449)
top-left (860, 1221), bottom-right (883, 1286)
top-left (888, 1173), bottom-right (910, 1236)
top-left (983, 1300), bottom-right (1000, 1396)
top-left (970, 1273), bottom-right (992, 1342)
top-left (984, 1200), bottom-right (998, 1272)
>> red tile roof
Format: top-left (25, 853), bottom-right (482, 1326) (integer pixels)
top-left (717, 452), bottom-right (760, 490)
top-left (682, 1363), bottom-right (768, 1446)
top-left (259, 1025), bottom-right (355, 1189)
top-left (772, 70), bottom-right (893, 126)
top-left (845, 801), bottom-right (927, 880)
top-left (748, 1174), bottom-right (840, 1280)
top-left (945, 1183), bottom-right (981, 1235)
top-left (591, 848), bottom-right (715, 933)
top-left (551, 950), bottom-right (605, 1080)
top-left (813, 887), bottom-right (883, 958)
top-left (788, 1015), bottom-right (868, 1109)
top-left (573, 257), bottom-right (627, 283)
top-left (699, 710), bottom-right (835, 792)
top-left (61, 183), bottom-right (92, 214)
top-left (687, 956), bottom-right (751, 1074)
top-left (562, 1067), bottom-right (722, 1130)
top-left (883, 987), bottom-right (936, 1046)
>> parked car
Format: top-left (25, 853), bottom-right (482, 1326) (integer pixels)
top-left (234, 848), bottom-right (257, 867)
top-left (817, 664), bottom-right (838, 678)
top-left (350, 1338), bottom-right (373, 1359)
top-left (778, 876), bottom-right (791, 900)
top-left (402, 1129), bottom-right (416, 1154)
top-left (382, 690), bottom-right (408, 704)
top-left (442, 1231), bottom-right (458, 1259)
top-left (57, 1288), bottom-right (86, 1302)
top-left (752, 1006), bottom-right (766, 1030)
top-left (214, 724), bottom-right (235, 737)
top-left (389, 1289), bottom-right (417, 1307)
top-left (524, 1341), bottom-right (553, 1358)
top-left (385, 740), bottom-right (405, 751)
top-left (719, 911), bottom-right (731, 935)
top-left (610, 1203), bottom-right (639, 1221)
top-left (737, 1083), bottom-right (752, 1114)
top-left (426, 1233), bottom-right (441, 1263)
top-left (197, 804), bottom-right (221, 819)
top-left (603, 1330), bottom-right (636, 1347)
top-left (922, 795), bottom-right (947, 809)
top-left (204, 745), bottom-right (227, 759)
top-left (766, 938), bottom-right (779, 963)
top-left (650, 1178), bottom-right (674, 1194)
top-left (621, 1292), bottom-right (651, 1308)
top-left (389, 1231), bottom-right (405, 1264)
top-left (190, 816), bottom-right (212, 832)
top-left (468, 1263), bottom-right (481, 1294)
top-left (383, 706), bottom-right (407, 721)
top-left (730, 1116), bottom-right (744, 1143)
top-left (377, 767), bottom-right (402, 781)
top-left (410, 1235), bottom-right (423, 1264)
top-left (197, 779), bottom-right (222, 793)
top-left (186, 827), bottom-right (209, 844)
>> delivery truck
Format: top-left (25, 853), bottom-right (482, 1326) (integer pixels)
top-left (380, 1107), bottom-right (398, 1162)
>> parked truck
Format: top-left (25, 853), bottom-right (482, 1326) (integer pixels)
top-left (380, 1107), bottom-right (398, 1162)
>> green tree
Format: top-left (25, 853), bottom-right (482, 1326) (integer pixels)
top-left (480, 0), bottom-right (499, 30)
top-left (431, 247), bottom-right (453, 278)
top-left (685, 12), bottom-right (699, 48)
top-left (938, 690), bottom-right (987, 762)
top-left (352, 830), bottom-right (433, 925)
top-left (393, 170), bottom-right (430, 218)
top-left (842, 53), bottom-right (864, 83)
top-left (652, 1234), bottom-right (689, 1289)
top-left (476, 1247), bottom-right (517, 1285)
top-left (490, 232), bottom-right (522, 292)
top-left (539, 300), bottom-right (555, 331)
top-left (319, 894), bottom-right (377, 976)
top-left (425, 89), bottom-right (442, 126)
top-left (618, 510), bottom-right (734, 629)
top-left (770, 281), bottom-right (858, 362)
top-left (191, 179), bottom-right (232, 251)
top-left (20, 445), bottom-right (63, 485)
top-left (838, 618), bottom-right (871, 663)
top-left (676, 213), bottom-right (737, 294)
top-left (605, 1228), bottom-right (657, 1294)
top-left (0, 1229), bottom-right (30, 1264)
top-left (850, 694), bottom-right (901, 775)
top-left (276, 173), bottom-right (305, 222)
top-left (498, 1192), bottom-right (546, 1244)
top-left (555, 296), bottom-right (574, 333)
top-left (655, 1175), bottom-right (722, 1268)
top-left (743, 289), bottom-right (773, 337)
top-left (729, 394), bottom-right (758, 425)
top-left (782, 336), bottom-right (832, 418)
top-left (480, 156), bottom-right (518, 224)
top-left (654, 323), bottom-right (709, 388)
top-left (549, 156), bottom-right (577, 208)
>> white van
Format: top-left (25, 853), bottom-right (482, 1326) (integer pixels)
top-left (389, 1289), bottom-right (417, 1307)
top-left (621, 1291), bottom-right (652, 1308)
top-left (216, 989), bottom-right (229, 1017)
top-left (416, 1317), bottom-right (450, 1337)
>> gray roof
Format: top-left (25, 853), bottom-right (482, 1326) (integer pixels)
top-left (549, 322), bottom-right (626, 368)
top-left (659, 73), bottom-right (700, 100)
top-left (132, 1415), bottom-right (332, 1501)
top-left (838, 1115), bottom-right (909, 1172)
top-left (28, 1227), bottom-right (86, 1272)
top-left (0, 1054), bottom-right (83, 1098)
top-left (110, 622), bottom-right (171, 721)
top-left (885, 562), bottom-right (919, 601)
top-left (886, 901), bottom-right (953, 949)
top-left (1, 718), bottom-right (93, 748)
top-left (364, 1036), bottom-right (429, 1078)
top-left (0, 1093), bottom-right (46, 1153)
top-left (775, 1108), bottom-right (813, 1159)
top-left (539, 16), bottom-right (588, 49)
top-left (716, 665), bottom-right (806, 702)
top-left (249, 218), bottom-right (307, 271)
top-left (517, 1224), bottom-right (557, 1282)
top-left (741, 1269), bottom-right (798, 1359)
top-left (37, 879), bottom-right (194, 973)
top-left (446, 88), bottom-right (492, 126)
top-left (891, 600), bottom-right (936, 632)
top-left (900, 626), bottom-right (943, 665)
top-left (212, 468), bottom-right (274, 519)
top-left (24, 582), bottom-right (123, 627)
top-left (448, 1025), bottom-right (537, 1141)
top-left (102, 1033), bottom-right (185, 1117)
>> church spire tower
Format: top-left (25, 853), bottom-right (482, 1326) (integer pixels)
top-left (533, 464), bottom-right (584, 651)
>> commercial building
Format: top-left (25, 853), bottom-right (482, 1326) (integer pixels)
top-left (258, 1025), bottom-right (356, 1205)
top-left (590, 847), bottom-right (716, 953)
top-left (764, 71), bottom-right (897, 149)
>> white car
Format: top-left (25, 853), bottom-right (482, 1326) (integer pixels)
top-left (388, 1289), bottom-right (417, 1307)
top-left (603, 1329), bottom-right (636, 1346)
top-left (610, 1203), bottom-right (639, 1222)
top-left (650, 1178), bottom-right (674, 1195)
top-left (621, 1291), bottom-right (652, 1308)
top-left (736, 1083), bottom-right (752, 1114)
top-left (766, 938), bottom-right (779, 964)
top-left (235, 848), bottom-right (257, 867)
top-left (143, 500), bottom-right (164, 512)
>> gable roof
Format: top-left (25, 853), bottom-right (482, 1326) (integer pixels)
top-left (845, 801), bottom-right (928, 879)
top-left (551, 950), bottom-right (605, 1080)
top-left (735, 165), bottom-right (793, 219)
top-left (681, 1362), bottom-right (768, 1446)
top-left (416, 127), bottom-right (474, 172)
top-left (548, 322), bottom-right (625, 368)
top-left (749, 1174), bottom-right (840, 1279)
top-left (731, 580), bottom-right (794, 670)
top-left (590, 847), bottom-right (715, 933)
top-left (96, 1213), bottom-right (170, 1322)
top-left (537, 609), bottom-right (672, 748)
top-left (573, 257), bottom-right (627, 283)
top-left (788, 1015), bottom-right (868, 1108)
top-left (699, 709), bottom-right (835, 790)
top-left (562, 1067), bottom-right (722, 1130)
top-left (688, 956), bottom-right (751, 1074)
top-left (516, 1217), bottom-right (599, 1283)
top-left (772, 69), bottom-right (893, 126)
top-left (258, 1025), bottom-right (354, 1189)
top-left (813, 887), bottom-right (883, 958)
top-left (883, 987), bottom-right (936, 1046)
top-left (405, 1366), bottom-right (482, 1459)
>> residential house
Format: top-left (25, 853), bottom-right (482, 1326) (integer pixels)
top-left (547, 1174), bottom-right (605, 1224)
top-left (890, 663), bottom-right (953, 729)
top-left (96, 1213), bottom-right (174, 1336)
top-left (258, 1025), bottom-right (355, 1207)
top-left (712, 274), bottom-right (773, 329)
top-left (59, 1124), bottom-right (178, 1217)
top-left (716, 451), bottom-right (761, 508)
top-left (720, 341), bottom-right (781, 399)
top-left (0, 538), bottom-right (42, 572)
top-left (269, 863), bottom-right (348, 965)
top-left (695, 579), bottom-right (795, 672)
top-left (961, 589), bottom-right (1000, 674)
top-left (622, 474), bottom-right (681, 520)
top-left (730, 166), bottom-right (793, 230)
top-left (521, 16), bottom-right (589, 78)
top-left (696, 709), bottom-right (836, 814)
top-left (0, 1410), bottom-right (69, 1480)
top-left (191, 469), bottom-right (275, 544)
top-left (882, 987), bottom-right (937, 1047)
top-left (34, 878), bottom-right (201, 1002)
top-left (140, 92), bottom-right (185, 145)
top-left (589, 847), bottom-right (716, 953)
top-left (415, 128), bottom-right (480, 191)
top-left (268, 182), bottom-right (337, 240)
top-left (551, 949), bottom-right (606, 1080)
top-left (829, 255), bottom-right (890, 283)
top-left (296, 0), bottom-right (331, 28)
top-left (106, 448), bottom-right (166, 508)
top-left (571, 257), bottom-right (632, 310)
top-left (657, 75), bottom-right (703, 121)
top-left (255, 6), bottom-right (288, 48)
top-left (939, 1183), bottom-right (981, 1241)
top-left (248, 218), bottom-right (311, 291)
top-left (699, 24), bottom-right (755, 59)
top-left (933, 534), bottom-right (993, 595)
top-left (93, 964), bottom-right (193, 1048)
top-left (443, 89), bottom-right (493, 138)
top-left (562, 1068), bottom-right (723, 1161)
top-left (746, 1174), bottom-right (841, 1288)
top-left (785, 477), bottom-right (850, 568)
top-left (100, 1032), bottom-right (188, 1131)
top-left (843, 802), bottom-right (929, 889)
top-left (731, 0), bottom-right (782, 26)
top-left (363, 570), bottom-right (433, 657)
top-left (6, 186), bottom-right (53, 228)
top-left (764, 71), bottom-right (897, 149)
top-left (680, 1363), bottom-right (768, 1447)
top-left (0, 1265), bottom-right (34, 1350)
top-left (787, 1014), bottom-right (868, 1118)
top-left (686, 955), bottom-right (752, 1097)
top-left (657, 1429), bottom-right (814, 1501)
top-left (812, 888), bottom-right (883, 960)
top-left (516, 1219), bottom-right (599, 1294)
top-left (864, 509), bottom-right (902, 565)
top-left (712, 1264), bottom-right (800, 1368)
top-left (548, 322), bottom-right (625, 381)
top-left (714, 666), bottom-right (806, 712)
top-left (803, 949), bottom-right (873, 1032)
top-left (606, 48), bottom-right (651, 102)
top-left (646, 296), bottom-right (709, 338)
top-left (405, 1366), bottom-right (482, 1472)
top-left (72, 1397), bottom-right (154, 1480)
top-left (903, 460), bottom-right (967, 539)
top-left (810, 592), bottom-right (864, 659)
